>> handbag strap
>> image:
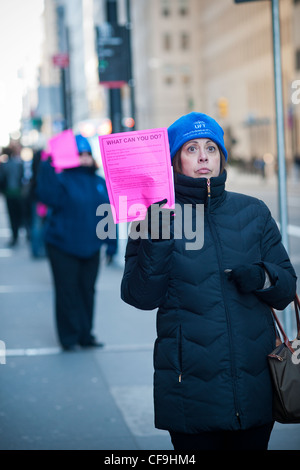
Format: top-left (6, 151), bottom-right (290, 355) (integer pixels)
top-left (271, 294), bottom-right (300, 354)
top-left (271, 307), bottom-right (290, 345)
top-left (295, 293), bottom-right (300, 339)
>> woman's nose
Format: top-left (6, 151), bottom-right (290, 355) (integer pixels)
top-left (198, 151), bottom-right (208, 162)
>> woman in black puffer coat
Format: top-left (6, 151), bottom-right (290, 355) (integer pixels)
top-left (121, 112), bottom-right (297, 450)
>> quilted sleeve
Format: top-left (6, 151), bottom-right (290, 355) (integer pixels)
top-left (121, 234), bottom-right (174, 310)
top-left (256, 203), bottom-right (297, 310)
top-left (35, 161), bottom-right (64, 209)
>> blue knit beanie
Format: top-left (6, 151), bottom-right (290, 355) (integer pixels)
top-left (75, 134), bottom-right (92, 154)
top-left (167, 112), bottom-right (228, 161)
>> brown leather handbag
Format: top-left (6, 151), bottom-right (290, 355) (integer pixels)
top-left (267, 294), bottom-right (300, 424)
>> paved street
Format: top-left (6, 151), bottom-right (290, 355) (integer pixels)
top-left (0, 170), bottom-right (300, 450)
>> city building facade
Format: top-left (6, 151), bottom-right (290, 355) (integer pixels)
top-left (35, 0), bottom-right (300, 168)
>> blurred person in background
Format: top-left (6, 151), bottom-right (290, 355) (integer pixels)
top-left (0, 141), bottom-right (24, 247)
top-left (121, 112), bottom-right (297, 450)
top-left (36, 134), bottom-right (117, 351)
top-left (28, 149), bottom-right (47, 258)
top-left (294, 153), bottom-right (300, 180)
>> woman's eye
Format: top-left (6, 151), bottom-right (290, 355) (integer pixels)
top-left (188, 146), bottom-right (197, 152)
top-left (207, 146), bottom-right (216, 152)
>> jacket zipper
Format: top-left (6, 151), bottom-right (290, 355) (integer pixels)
top-left (206, 178), bottom-right (211, 211)
top-left (207, 178), bottom-right (211, 197)
top-left (178, 325), bottom-right (183, 383)
top-left (205, 178), bottom-right (242, 426)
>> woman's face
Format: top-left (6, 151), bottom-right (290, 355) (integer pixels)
top-left (79, 152), bottom-right (94, 167)
top-left (180, 138), bottom-right (220, 178)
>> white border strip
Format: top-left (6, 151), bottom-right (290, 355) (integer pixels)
top-left (288, 224), bottom-right (300, 238)
top-left (5, 343), bottom-right (153, 357)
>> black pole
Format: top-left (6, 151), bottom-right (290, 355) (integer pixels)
top-left (106, 0), bottom-right (118, 22)
top-left (56, 5), bottom-right (72, 130)
top-left (65, 26), bottom-right (73, 129)
top-left (57, 6), bottom-right (67, 129)
top-left (126, 0), bottom-right (136, 130)
top-left (106, 0), bottom-right (123, 133)
top-left (61, 68), bottom-right (68, 130)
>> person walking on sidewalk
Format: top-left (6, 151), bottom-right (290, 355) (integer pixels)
top-left (36, 135), bottom-right (116, 351)
top-left (0, 142), bottom-right (24, 247)
top-left (121, 112), bottom-right (297, 450)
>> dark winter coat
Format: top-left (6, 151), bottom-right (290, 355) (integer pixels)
top-left (36, 162), bottom-right (116, 259)
top-left (121, 171), bottom-right (297, 433)
top-left (0, 156), bottom-right (23, 197)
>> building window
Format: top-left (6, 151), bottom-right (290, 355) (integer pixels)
top-left (161, 0), bottom-right (171, 16)
top-left (181, 65), bottom-right (192, 85)
top-left (296, 49), bottom-right (300, 70)
top-left (162, 7), bottom-right (170, 16)
top-left (163, 33), bottom-right (172, 50)
top-left (182, 75), bottom-right (191, 85)
top-left (180, 32), bottom-right (190, 50)
top-left (163, 65), bottom-right (175, 85)
top-left (179, 7), bottom-right (188, 15)
top-left (164, 76), bottom-right (174, 85)
top-left (178, 0), bottom-right (189, 15)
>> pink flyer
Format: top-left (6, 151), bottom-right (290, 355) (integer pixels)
top-left (99, 128), bottom-right (175, 223)
top-left (48, 129), bottom-right (80, 170)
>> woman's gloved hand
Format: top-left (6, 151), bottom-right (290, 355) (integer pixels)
top-left (146, 199), bottom-right (175, 242)
top-left (225, 263), bottom-right (266, 293)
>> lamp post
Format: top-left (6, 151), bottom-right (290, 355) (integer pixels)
top-left (106, 0), bottom-right (123, 133)
top-left (271, 0), bottom-right (289, 253)
top-left (126, 0), bottom-right (136, 130)
top-left (234, 0), bottom-right (292, 336)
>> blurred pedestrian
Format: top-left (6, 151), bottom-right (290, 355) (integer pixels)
top-left (254, 157), bottom-right (266, 179)
top-left (0, 142), bottom-right (24, 247)
top-left (294, 153), bottom-right (300, 180)
top-left (121, 112), bottom-right (297, 450)
top-left (21, 150), bottom-right (34, 241)
top-left (36, 134), bottom-right (117, 351)
top-left (28, 150), bottom-right (47, 258)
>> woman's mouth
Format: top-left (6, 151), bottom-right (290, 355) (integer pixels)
top-left (195, 168), bottom-right (211, 174)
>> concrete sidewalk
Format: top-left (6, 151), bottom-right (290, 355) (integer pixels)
top-left (0, 195), bottom-right (172, 450)
top-left (0, 194), bottom-right (299, 450)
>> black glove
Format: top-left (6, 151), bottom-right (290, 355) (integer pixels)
top-left (146, 199), bottom-right (175, 242)
top-left (226, 263), bottom-right (265, 293)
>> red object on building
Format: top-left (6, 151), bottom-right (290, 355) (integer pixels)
top-left (52, 53), bottom-right (70, 68)
top-left (100, 81), bottom-right (127, 89)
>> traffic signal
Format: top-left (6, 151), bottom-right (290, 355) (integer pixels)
top-left (218, 97), bottom-right (229, 118)
top-left (122, 117), bottom-right (135, 129)
top-left (31, 117), bottom-right (43, 130)
top-left (95, 23), bottom-right (130, 87)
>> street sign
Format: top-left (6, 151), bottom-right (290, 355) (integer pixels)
top-left (96, 23), bottom-right (130, 88)
top-left (52, 53), bottom-right (69, 68)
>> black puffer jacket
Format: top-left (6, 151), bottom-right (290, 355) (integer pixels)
top-left (121, 171), bottom-right (297, 433)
